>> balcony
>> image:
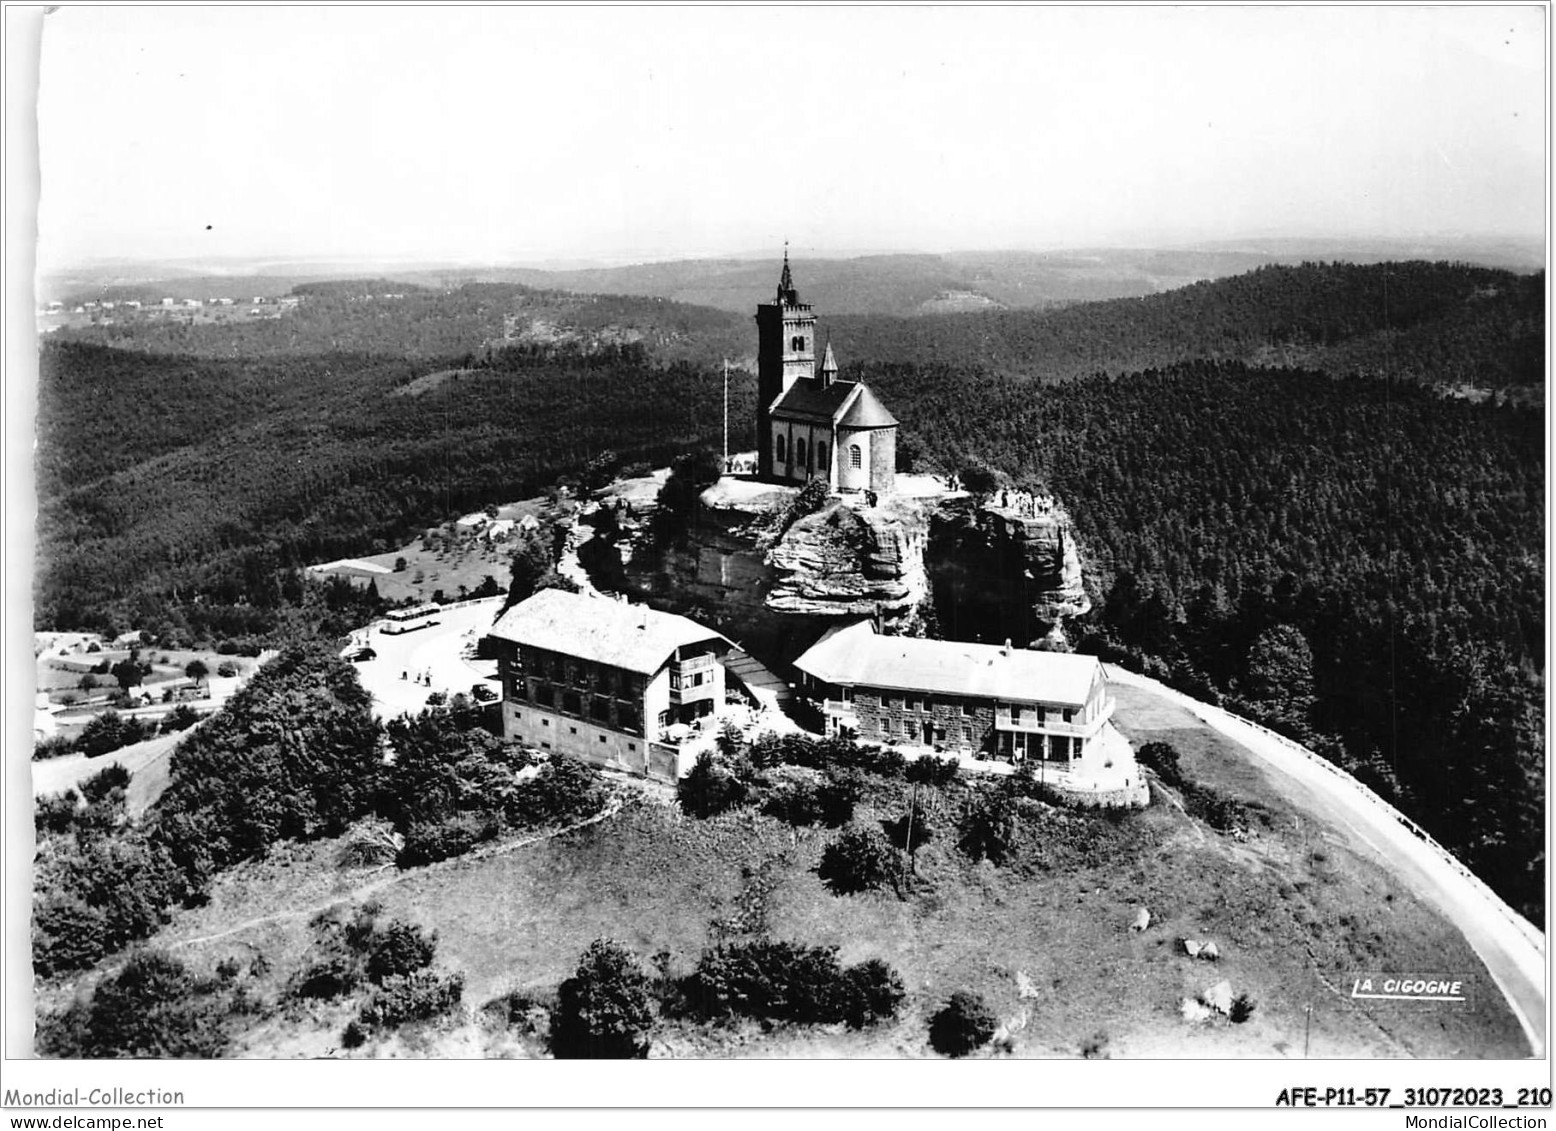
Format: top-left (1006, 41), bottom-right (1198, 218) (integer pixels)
top-left (995, 697), bottom-right (1115, 737)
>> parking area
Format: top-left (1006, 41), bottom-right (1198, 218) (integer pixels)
top-left (348, 597), bottom-right (505, 720)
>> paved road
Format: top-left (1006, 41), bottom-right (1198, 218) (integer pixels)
top-left (1109, 667), bottom-right (1547, 1058)
top-left (350, 598), bottom-right (505, 720)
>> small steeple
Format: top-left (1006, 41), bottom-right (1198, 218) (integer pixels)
top-left (819, 338), bottom-right (839, 387)
top-left (777, 243), bottom-right (797, 305)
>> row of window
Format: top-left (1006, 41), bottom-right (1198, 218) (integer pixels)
top-left (510, 708), bottom-right (638, 753)
top-left (525, 680), bottom-right (641, 732)
top-left (522, 649), bottom-right (641, 698)
top-left (774, 434), bottom-right (862, 469)
top-left (854, 690), bottom-right (1078, 726)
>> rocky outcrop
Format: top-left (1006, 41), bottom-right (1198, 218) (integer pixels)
top-left (979, 506), bottom-right (1091, 623)
top-left (764, 499), bottom-right (929, 627)
top-left (926, 498), bottom-right (1091, 647)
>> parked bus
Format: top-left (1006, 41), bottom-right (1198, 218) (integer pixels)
top-left (382, 604), bottom-right (441, 635)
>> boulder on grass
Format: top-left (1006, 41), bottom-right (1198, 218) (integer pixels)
top-left (1181, 938), bottom-right (1203, 957)
top-left (1202, 980), bottom-right (1234, 1015)
top-left (1180, 997), bottom-right (1212, 1022)
top-left (1200, 941), bottom-right (1220, 961)
top-left (1131, 907), bottom-right (1151, 932)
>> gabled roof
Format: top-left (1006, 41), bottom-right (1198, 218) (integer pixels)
top-left (490, 588), bottom-right (728, 675)
top-left (836, 383), bottom-right (898, 429)
top-left (795, 620), bottom-right (1102, 706)
top-left (770, 376), bottom-right (858, 424)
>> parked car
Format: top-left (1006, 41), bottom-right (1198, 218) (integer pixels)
top-left (344, 647), bottom-right (376, 663)
top-left (471, 683), bottom-right (498, 703)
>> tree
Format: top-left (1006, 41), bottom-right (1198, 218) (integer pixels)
top-left (77, 673), bottom-right (99, 693)
top-left (184, 659), bottom-right (209, 687)
top-left (928, 991), bottom-right (998, 1057)
top-left (111, 658), bottom-right (143, 692)
top-left (550, 939), bottom-right (655, 1059)
top-left (1244, 623), bottom-right (1316, 731)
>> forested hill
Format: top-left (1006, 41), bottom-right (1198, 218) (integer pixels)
top-left (64, 281), bottom-right (751, 366)
top-left (824, 261), bottom-right (1544, 399)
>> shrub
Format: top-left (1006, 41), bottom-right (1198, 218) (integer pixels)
top-left (677, 751), bottom-right (748, 819)
top-left (818, 826), bottom-right (898, 895)
top-left (32, 735), bottom-right (75, 761)
top-left (928, 991), bottom-right (998, 1057)
top-left (340, 1020), bottom-right (367, 1049)
top-left (884, 798), bottom-right (936, 854)
top-left (550, 939), bottom-right (655, 1059)
top-left (294, 955), bottom-right (360, 1000)
top-left (34, 790), bottom-right (81, 836)
top-left (508, 755), bottom-right (607, 828)
top-left (36, 950), bottom-right (229, 1058)
top-left (775, 476), bottom-right (832, 537)
top-left (396, 812), bottom-right (498, 867)
top-left (685, 941), bottom-right (904, 1030)
top-left (79, 763), bottom-right (131, 805)
top-left (958, 792), bottom-right (1019, 866)
top-left (365, 921), bottom-right (437, 984)
top-left (1136, 741), bottom-right (1183, 789)
top-left (841, 958), bottom-right (906, 1029)
top-left (159, 704), bottom-right (201, 733)
top-left (75, 711), bottom-right (153, 759)
top-left (905, 755), bottom-right (959, 786)
top-left (1229, 992), bottom-right (1256, 1024)
top-left (357, 970), bottom-right (465, 1029)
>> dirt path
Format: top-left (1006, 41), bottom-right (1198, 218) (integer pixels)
top-left (1108, 667), bottom-right (1546, 1058)
top-left (168, 800), bottom-right (623, 952)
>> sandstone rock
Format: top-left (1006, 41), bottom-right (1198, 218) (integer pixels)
top-left (1200, 941), bottom-right (1220, 961)
top-left (1131, 907), bottom-right (1151, 932)
top-left (1181, 938), bottom-right (1203, 957)
top-left (764, 500), bottom-right (929, 624)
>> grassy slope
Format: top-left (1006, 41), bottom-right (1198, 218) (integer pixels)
top-left (57, 684), bottom-right (1523, 1060)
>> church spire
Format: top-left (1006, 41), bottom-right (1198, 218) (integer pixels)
top-left (777, 243), bottom-right (797, 304)
top-left (819, 338), bottom-right (839, 387)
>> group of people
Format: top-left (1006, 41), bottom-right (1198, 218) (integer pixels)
top-left (996, 487), bottom-right (1054, 518)
top-left (401, 668), bottom-right (434, 685)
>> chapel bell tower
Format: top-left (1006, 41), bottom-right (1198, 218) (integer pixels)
top-left (756, 247), bottom-right (816, 479)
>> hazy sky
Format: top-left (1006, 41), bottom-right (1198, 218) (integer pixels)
top-left (26, 5), bottom-right (1548, 269)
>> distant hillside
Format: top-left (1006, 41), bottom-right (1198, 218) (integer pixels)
top-left (379, 237), bottom-right (1543, 317)
top-left (824, 261), bottom-right (1544, 399)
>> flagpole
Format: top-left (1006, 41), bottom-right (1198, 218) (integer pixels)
top-left (722, 358), bottom-right (730, 473)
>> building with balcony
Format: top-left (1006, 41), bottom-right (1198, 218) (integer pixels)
top-left (487, 588), bottom-right (737, 780)
top-left (793, 619), bottom-right (1117, 770)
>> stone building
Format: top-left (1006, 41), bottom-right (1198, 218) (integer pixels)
top-left (756, 252), bottom-right (898, 495)
top-left (793, 619), bottom-right (1117, 768)
top-left (489, 588), bottom-right (736, 780)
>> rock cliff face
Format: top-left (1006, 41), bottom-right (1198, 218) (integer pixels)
top-left (927, 499), bottom-right (1090, 647)
top-left (764, 499), bottom-right (929, 628)
top-left (605, 474), bottom-right (1086, 668)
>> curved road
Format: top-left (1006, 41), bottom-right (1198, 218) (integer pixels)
top-left (1108, 667), bottom-right (1546, 1058)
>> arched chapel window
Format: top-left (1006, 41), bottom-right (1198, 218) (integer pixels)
top-left (818, 442), bottom-right (827, 469)
top-left (776, 435), bottom-right (787, 463)
top-left (849, 444), bottom-right (862, 469)
top-left (796, 438), bottom-right (808, 469)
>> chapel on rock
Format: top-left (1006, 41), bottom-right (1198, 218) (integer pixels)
top-left (756, 252), bottom-right (898, 496)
